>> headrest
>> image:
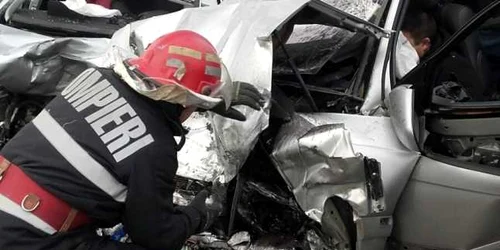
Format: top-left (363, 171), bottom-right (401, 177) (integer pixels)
top-left (441, 4), bottom-right (475, 33)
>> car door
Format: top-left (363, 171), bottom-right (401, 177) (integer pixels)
top-left (388, 1), bottom-right (500, 249)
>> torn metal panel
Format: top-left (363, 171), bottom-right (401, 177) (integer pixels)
top-left (321, 198), bottom-right (352, 249)
top-left (0, 24), bottom-right (110, 95)
top-left (0, 0), bottom-right (390, 185)
top-left (106, 0), bottom-right (317, 183)
top-left (297, 113), bottom-right (420, 216)
top-left (272, 114), bottom-right (385, 224)
top-left (0, 0), bottom-right (290, 183)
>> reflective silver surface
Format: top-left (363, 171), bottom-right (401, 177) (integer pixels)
top-left (0, 0), bottom-right (391, 184)
top-left (393, 156), bottom-right (500, 249)
top-left (0, 0), bottom-right (14, 18)
top-left (361, 0), bottom-right (400, 114)
top-left (0, 24), bottom-right (110, 95)
top-left (272, 114), bottom-right (381, 222)
top-left (294, 113), bottom-right (419, 250)
top-left (0, 0), bottom-right (311, 183)
top-left (388, 85), bottom-right (419, 151)
top-left (4, 0), bottom-right (21, 21)
top-left (472, 240), bottom-right (500, 250)
top-left (299, 113), bottom-right (419, 215)
top-left (103, 0), bottom-right (320, 183)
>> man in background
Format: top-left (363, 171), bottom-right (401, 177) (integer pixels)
top-left (396, 10), bottom-right (437, 79)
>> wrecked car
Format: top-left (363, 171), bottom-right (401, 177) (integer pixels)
top-left (1, 0), bottom-right (500, 249)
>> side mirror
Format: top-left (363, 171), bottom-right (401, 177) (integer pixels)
top-left (387, 85), bottom-right (419, 151)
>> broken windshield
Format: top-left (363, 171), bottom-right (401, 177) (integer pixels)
top-left (273, 0), bottom-right (388, 75)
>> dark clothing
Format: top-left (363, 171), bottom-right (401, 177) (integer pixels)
top-left (0, 68), bottom-right (202, 250)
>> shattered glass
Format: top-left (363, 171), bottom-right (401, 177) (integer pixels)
top-left (273, 0), bottom-right (386, 75)
top-left (181, 230), bottom-right (330, 250)
top-left (322, 0), bottom-right (385, 20)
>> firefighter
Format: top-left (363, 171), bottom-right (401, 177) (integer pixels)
top-left (0, 30), bottom-right (263, 250)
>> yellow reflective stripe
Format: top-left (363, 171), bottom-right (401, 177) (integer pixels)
top-left (205, 53), bottom-right (220, 63)
top-left (168, 46), bottom-right (202, 60)
top-left (205, 65), bottom-right (221, 77)
top-left (166, 58), bottom-right (187, 81)
top-left (166, 58), bottom-right (185, 68)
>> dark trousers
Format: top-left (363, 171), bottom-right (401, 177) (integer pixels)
top-left (0, 211), bottom-right (146, 250)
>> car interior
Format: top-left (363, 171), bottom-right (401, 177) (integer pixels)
top-left (397, 0), bottom-right (500, 168)
top-left (270, 0), bottom-right (389, 120)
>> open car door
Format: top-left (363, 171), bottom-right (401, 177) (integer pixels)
top-left (388, 1), bottom-right (500, 249)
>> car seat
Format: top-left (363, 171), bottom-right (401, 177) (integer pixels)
top-left (440, 3), bottom-right (494, 96)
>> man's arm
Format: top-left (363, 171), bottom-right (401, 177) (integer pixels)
top-left (122, 149), bottom-right (202, 250)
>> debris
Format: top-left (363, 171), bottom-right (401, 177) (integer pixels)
top-left (184, 232), bottom-right (231, 250)
top-left (429, 135), bottom-right (500, 169)
top-left (474, 142), bottom-right (500, 168)
top-left (97, 224), bottom-right (131, 243)
top-left (306, 230), bottom-right (332, 250)
top-left (182, 231), bottom-right (330, 250)
top-left (228, 231), bottom-right (251, 247)
top-left (237, 180), bottom-right (309, 237)
top-left (247, 235), bottom-right (303, 250)
top-left (433, 81), bottom-right (471, 103)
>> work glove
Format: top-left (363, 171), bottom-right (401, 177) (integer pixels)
top-left (189, 190), bottom-right (223, 232)
top-left (203, 81), bottom-right (265, 121)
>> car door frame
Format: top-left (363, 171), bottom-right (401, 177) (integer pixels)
top-left (387, 1), bottom-right (500, 249)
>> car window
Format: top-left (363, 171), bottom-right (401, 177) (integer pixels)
top-left (397, 1), bottom-right (500, 106)
top-left (396, 1), bottom-right (500, 170)
top-left (270, 0), bottom-right (388, 113)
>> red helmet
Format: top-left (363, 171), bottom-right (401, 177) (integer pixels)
top-left (127, 30), bottom-right (222, 97)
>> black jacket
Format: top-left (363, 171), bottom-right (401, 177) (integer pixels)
top-left (0, 68), bottom-right (202, 250)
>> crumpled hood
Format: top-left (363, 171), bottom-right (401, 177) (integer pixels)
top-left (0, 0), bottom-right (387, 183)
top-left (104, 0), bottom-right (313, 182)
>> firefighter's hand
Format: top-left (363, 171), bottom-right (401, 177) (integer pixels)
top-left (204, 81), bottom-right (264, 121)
top-left (230, 81), bottom-right (264, 110)
top-left (189, 190), bottom-right (223, 232)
